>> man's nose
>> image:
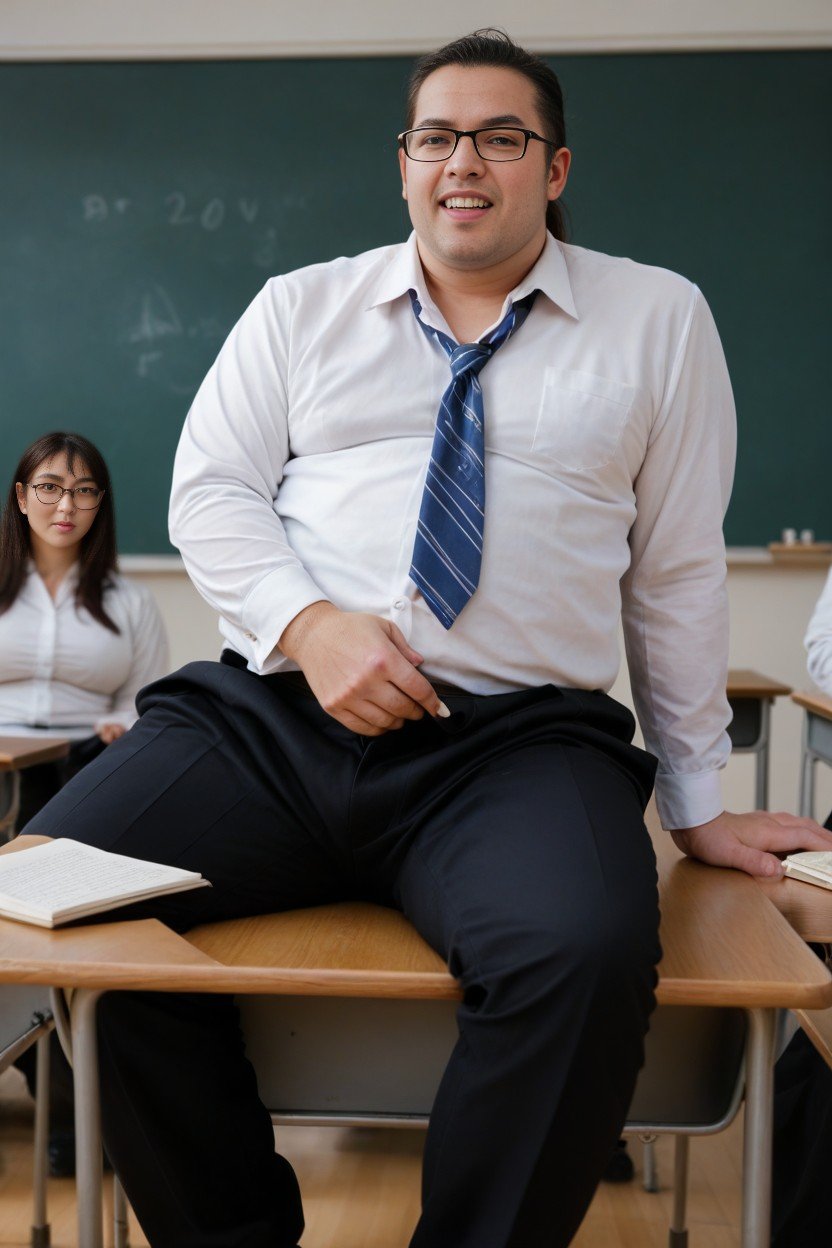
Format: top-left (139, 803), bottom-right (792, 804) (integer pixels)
top-left (445, 134), bottom-right (485, 176)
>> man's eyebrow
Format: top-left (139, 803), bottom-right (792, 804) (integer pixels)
top-left (413, 114), bottom-right (528, 129)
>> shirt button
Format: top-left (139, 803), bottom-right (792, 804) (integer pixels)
top-left (244, 630), bottom-right (257, 641)
top-left (393, 599), bottom-right (406, 611)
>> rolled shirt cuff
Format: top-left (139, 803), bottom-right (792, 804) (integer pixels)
top-left (654, 768), bottom-right (725, 831)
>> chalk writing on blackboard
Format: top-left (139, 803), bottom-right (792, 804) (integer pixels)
top-left (121, 284), bottom-right (225, 397)
top-left (82, 194), bottom-right (261, 230)
top-left (80, 193), bottom-right (279, 269)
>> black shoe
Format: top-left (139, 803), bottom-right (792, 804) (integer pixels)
top-left (602, 1138), bottom-right (635, 1183)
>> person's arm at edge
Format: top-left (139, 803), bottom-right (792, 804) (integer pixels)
top-left (169, 278), bottom-right (331, 670)
top-left (621, 285), bottom-right (832, 876)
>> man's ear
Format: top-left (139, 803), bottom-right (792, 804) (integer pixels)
top-left (399, 147), bottom-right (408, 200)
top-left (547, 147), bottom-right (572, 201)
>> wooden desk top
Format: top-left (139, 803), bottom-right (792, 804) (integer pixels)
top-left (727, 669), bottom-right (792, 699)
top-left (791, 689), bottom-right (832, 720)
top-left (648, 826), bottom-right (830, 1008)
top-left (0, 814), bottom-right (830, 1009)
top-left (0, 735), bottom-right (71, 772)
top-left (757, 874), bottom-right (832, 944)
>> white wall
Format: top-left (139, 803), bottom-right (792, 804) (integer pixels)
top-left (2, 0), bottom-right (831, 57)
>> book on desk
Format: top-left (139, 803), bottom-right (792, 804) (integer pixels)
top-left (784, 851), bottom-right (832, 893)
top-left (0, 838), bottom-right (209, 928)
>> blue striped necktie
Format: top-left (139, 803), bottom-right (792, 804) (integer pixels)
top-left (409, 290), bottom-right (537, 629)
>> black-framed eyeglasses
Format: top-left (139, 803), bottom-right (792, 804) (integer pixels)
top-left (27, 482), bottom-right (104, 510)
top-left (398, 126), bottom-right (555, 163)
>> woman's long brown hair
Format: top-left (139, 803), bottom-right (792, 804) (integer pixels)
top-left (0, 431), bottom-right (120, 633)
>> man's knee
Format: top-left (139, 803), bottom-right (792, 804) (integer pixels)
top-left (473, 900), bottom-right (660, 1025)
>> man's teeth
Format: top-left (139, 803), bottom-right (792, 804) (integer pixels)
top-left (443, 197), bottom-right (490, 209)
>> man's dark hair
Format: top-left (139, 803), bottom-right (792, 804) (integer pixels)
top-left (405, 28), bottom-right (568, 242)
top-left (0, 430), bottom-right (120, 633)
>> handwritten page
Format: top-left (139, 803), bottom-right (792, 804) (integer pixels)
top-left (0, 839), bottom-right (207, 924)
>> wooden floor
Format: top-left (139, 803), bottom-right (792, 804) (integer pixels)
top-left (0, 1066), bottom-right (744, 1247)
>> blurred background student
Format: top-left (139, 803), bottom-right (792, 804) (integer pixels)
top-left (0, 429), bottom-right (168, 1174)
top-left (805, 569), bottom-right (832, 717)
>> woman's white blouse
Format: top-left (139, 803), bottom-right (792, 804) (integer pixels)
top-left (0, 565), bottom-right (169, 738)
top-left (806, 567), bottom-right (832, 696)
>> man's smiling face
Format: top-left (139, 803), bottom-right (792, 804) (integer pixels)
top-left (399, 64), bottom-right (570, 278)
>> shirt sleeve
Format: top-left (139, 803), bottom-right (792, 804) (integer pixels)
top-left (805, 568), bottom-right (832, 695)
top-left (621, 286), bottom-right (736, 830)
top-left (169, 279), bottom-right (329, 670)
top-left (96, 583), bottom-right (170, 731)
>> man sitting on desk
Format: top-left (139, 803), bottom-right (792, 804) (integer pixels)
top-left (24, 29), bottom-right (832, 1248)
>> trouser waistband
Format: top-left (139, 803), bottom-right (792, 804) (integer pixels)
top-left (219, 648), bottom-right (473, 699)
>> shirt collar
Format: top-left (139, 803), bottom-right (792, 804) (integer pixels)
top-left (367, 230), bottom-right (578, 321)
top-left (26, 558), bottom-right (81, 605)
top-left (366, 233), bottom-right (429, 310)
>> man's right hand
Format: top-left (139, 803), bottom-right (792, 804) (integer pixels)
top-left (279, 602), bottom-right (450, 735)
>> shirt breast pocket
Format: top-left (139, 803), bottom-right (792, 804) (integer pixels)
top-left (532, 368), bottom-right (636, 473)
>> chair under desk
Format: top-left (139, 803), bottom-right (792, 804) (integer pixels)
top-left (726, 670), bottom-right (792, 810)
top-left (1, 809), bottom-right (830, 1248)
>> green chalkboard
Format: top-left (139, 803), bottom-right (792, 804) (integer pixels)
top-left (1, 52), bottom-right (829, 551)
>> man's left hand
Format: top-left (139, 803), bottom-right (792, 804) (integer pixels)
top-left (671, 810), bottom-right (832, 879)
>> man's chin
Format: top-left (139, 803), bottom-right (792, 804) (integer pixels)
top-left (422, 232), bottom-right (503, 272)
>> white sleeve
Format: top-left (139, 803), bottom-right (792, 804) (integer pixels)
top-left (96, 583), bottom-right (170, 731)
top-left (621, 287), bottom-right (736, 830)
top-left (169, 279), bottom-right (329, 670)
top-left (806, 568), bottom-right (832, 695)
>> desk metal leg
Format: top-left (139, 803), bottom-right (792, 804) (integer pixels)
top-left (753, 700), bottom-right (771, 811)
top-left (798, 714), bottom-right (816, 819)
top-left (741, 1008), bottom-right (777, 1248)
top-left (70, 989), bottom-right (105, 1248)
top-left (668, 1134), bottom-right (689, 1247)
top-left (31, 1030), bottom-right (50, 1248)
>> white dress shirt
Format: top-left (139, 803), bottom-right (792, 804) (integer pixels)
top-left (806, 568), bottom-right (832, 695)
top-left (170, 232), bottom-right (736, 830)
top-left (0, 565), bottom-right (169, 738)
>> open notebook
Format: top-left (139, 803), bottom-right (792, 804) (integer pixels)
top-left (0, 839), bottom-right (210, 928)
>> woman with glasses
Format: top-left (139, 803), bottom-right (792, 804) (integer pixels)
top-left (0, 430), bottom-right (168, 1174)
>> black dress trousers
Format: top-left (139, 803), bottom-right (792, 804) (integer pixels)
top-left (770, 805), bottom-right (832, 1247)
top-left (27, 660), bottom-right (662, 1248)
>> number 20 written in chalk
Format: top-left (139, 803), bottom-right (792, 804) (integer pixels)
top-left (82, 194), bottom-right (260, 229)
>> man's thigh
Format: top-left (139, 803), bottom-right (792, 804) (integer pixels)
top-left (394, 738), bottom-right (661, 990)
top-left (24, 683), bottom-right (353, 927)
